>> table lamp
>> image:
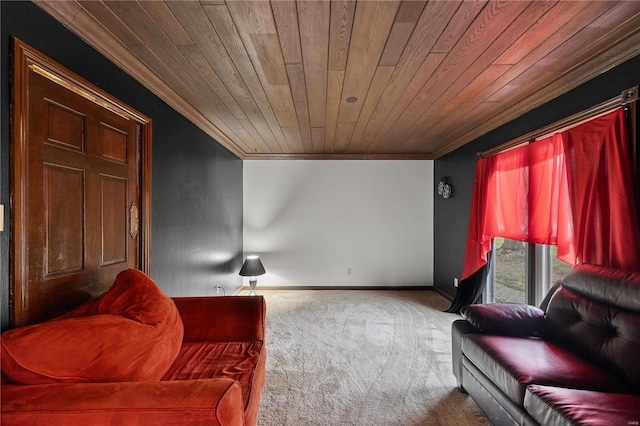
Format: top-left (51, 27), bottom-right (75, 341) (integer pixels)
top-left (239, 255), bottom-right (266, 296)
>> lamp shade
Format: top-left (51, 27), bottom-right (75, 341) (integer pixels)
top-left (239, 256), bottom-right (266, 277)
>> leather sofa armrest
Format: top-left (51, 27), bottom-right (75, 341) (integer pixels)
top-left (452, 319), bottom-right (478, 392)
top-left (173, 296), bottom-right (266, 342)
top-left (1, 378), bottom-right (244, 426)
top-left (460, 303), bottom-right (545, 337)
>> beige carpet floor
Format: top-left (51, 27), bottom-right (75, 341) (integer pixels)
top-left (255, 289), bottom-right (490, 426)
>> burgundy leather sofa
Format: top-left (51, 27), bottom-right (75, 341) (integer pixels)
top-left (451, 263), bottom-right (640, 425)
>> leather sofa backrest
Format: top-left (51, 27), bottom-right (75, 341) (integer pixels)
top-left (545, 264), bottom-right (640, 389)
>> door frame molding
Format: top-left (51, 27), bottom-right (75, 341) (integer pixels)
top-left (10, 38), bottom-right (152, 327)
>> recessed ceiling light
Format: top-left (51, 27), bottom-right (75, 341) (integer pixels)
top-left (346, 97), bottom-right (358, 103)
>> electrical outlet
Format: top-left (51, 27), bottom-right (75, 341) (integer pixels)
top-left (216, 284), bottom-right (222, 294)
top-left (453, 277), bottom-right (459, 287)
top-left (347, 268), bottom-right (352, 275)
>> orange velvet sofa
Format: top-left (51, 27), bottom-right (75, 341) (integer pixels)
top-left (1, 269), bottom-right (267, 426)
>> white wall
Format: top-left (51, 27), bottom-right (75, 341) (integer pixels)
top-left (243, 160), bottom-right (434, 288)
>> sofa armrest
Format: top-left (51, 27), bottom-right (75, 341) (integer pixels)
top-left (460, 303), bottom-right (545, 337)
top-left (173, 296), bottom-right (266, 343)
top-left (1, 379), bottom-right (244, 426)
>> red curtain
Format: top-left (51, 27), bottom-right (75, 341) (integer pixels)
top-left (461, 108), bottom-right (640, 280)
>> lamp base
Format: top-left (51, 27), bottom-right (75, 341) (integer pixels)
top-left (249, 278), bottom-right (257, 296)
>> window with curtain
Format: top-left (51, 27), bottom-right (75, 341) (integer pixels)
top-left (448, 108), bottom-right (640, 312)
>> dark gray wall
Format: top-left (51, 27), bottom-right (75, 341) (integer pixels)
top-left (434, 54), bottom-right (640, 299)
top-left (1, 1), bottom-right (243, 330)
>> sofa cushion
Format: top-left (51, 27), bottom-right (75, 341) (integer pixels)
top-left (1, 269), bottom-right (183, 384)
top-left (462, 334), bottom-right (634, 406)
top-left (162, 341), bottom-right (265, 412)
top-left (461, 303), bottom-right (545, 336)
top-left (546, 265), bottom-right (640, 387)
top-left (524, 385), bottom-right (640, 426)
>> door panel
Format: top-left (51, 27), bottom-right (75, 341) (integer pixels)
top-left (45, 101), bottom-right (85, 151)
top-left (44, 164), bottom-right (85, 276)
top-left (100, 175), bottom-right (128, 266)
top-left (100, 123), bottom-right (128, 163)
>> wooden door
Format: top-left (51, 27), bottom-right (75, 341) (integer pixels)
top-left (11, 39), bottom-right (152, 327)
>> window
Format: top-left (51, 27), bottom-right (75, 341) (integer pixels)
top-left (485, 239), bottom-right (573, 306)
top-left (550, 245), bottom-right (572, 286)
top-left (490, 238), bottom-right (526, 304)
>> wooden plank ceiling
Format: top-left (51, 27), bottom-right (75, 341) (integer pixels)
top-left (36, 0), bottom-right (640, 159)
